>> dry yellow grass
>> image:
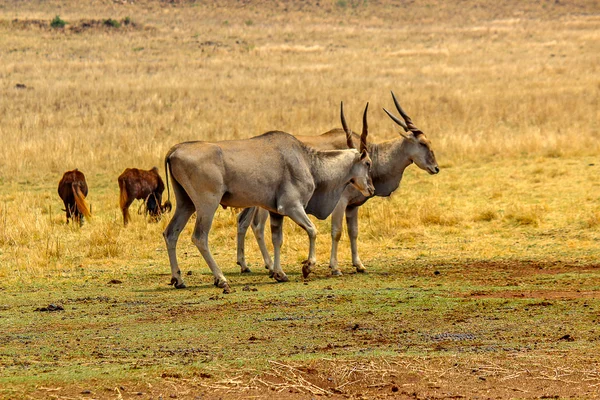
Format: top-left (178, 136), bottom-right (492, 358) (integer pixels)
top-left (0, 0), bottom-right (599, 280)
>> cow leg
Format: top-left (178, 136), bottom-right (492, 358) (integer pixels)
top-left (268, 212), bottom-right (288, 282)
top-left (192, 204), bottom-right (231, 293)
top-left (63, 200), bottom-right (72, 224)
top-left (236, 207), bottom-right (255, 273)
top-left (346, 205), bottom-right (366, 273)
top-left (285, 206), bottom-right (318, 279)
top-left (329, 197), bottom-right (349, 276)
top-left (121, 197), bottom-right (134, 226)
top-left (163, 198), bottom-right (195, 289)
top-left (251, 208), bottom-right (273, 272)
top-left (70, 204), bottom-right (80, 225)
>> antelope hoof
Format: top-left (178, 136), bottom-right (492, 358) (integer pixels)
top-left (222, 283), bottom-right (232, 294)
top-left (170, 277), bottom-right (186, 289)
top-left (331, 269), bottom-right (343, 277)
top-left (214, 277), bottom-right (229, 289)
top-left (273, 272), bottom-right (289, 282)
top-left (302, 260), bottom-right (315, 279)
top-left (237, 261), bottom-right (251, 274)
top-left (355, 265), bottom-right (367, 273)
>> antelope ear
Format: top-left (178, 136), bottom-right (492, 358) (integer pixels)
top-left (398, 131), bottom-right (411, 140)
top-left (402, 131), bottom-right (422, 143)
top-left (360, 149), bottom-right (369, 160)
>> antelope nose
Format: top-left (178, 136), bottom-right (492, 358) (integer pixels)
top-left (434, 166), bottom-right (440, 174)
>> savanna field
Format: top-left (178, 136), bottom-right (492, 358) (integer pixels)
top-left (1, 0), bottom-right (600, 398)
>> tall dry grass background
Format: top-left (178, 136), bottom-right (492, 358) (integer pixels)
top-left (0, 0), bottom-right (599, 285)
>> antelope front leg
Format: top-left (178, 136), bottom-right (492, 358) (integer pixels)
top-left (346, 206), bottom-right (366, 273)
top-left (329, 198), bottom-right (348, 276)
top-left (285, 206), bottom-right (318, 279)
top-left (269, 212), bottom-right (288, 282)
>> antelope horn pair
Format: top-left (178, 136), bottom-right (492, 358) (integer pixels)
top-left (340, 101), bottom-right (369, 152)
top-left (383, 91), bottom-right (423, 136)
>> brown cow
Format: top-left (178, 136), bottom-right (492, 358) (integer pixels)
top-left (57, 169), bottom-right (92, 225)
top-left (118, 167), bottom-right (172, 226)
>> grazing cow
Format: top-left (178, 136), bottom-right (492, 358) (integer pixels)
top-left (57, 169), bottom-right (92, 225)
top-left (237, 92), bottom-right (439, 275)
top-left (162, 103), bottom-right (374, 293)
top-left (118, 167), bottom-right (172, 226)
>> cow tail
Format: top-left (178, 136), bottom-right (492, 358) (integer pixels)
top-left (72, 184), bottom-right (92, 220)
top-left (163, 150), bottom-right (173, 213)
top-left (119, 179), bottom-right (130, 224)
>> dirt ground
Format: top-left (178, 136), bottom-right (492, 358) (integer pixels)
top-left (24, 355), bottom-right (600, 399)
top-left (3, 260), bottom-right (599, 400)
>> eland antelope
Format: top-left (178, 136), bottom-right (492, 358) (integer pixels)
top-left (236, 92), bottom-right (439, 276)
top-left (162, 103), bottom-right (374, 293)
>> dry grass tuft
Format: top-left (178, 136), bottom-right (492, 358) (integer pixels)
top-left (418, 204), bottom-right (462, 227)
top-left (474, 209), bottom-right (499, 222)
top-left (504, 205), bottom-right (547, 227)
top-left (582, 211), bottom-right (600, 229)
top-left (87, 221), bottom-right (123, 259)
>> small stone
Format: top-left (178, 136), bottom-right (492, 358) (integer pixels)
top-left (558, 334), bottom-right (574, 342)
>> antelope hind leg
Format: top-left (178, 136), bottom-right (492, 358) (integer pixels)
top-left (163, 204), bottom-right (195, 289)
top-left (252, 208), bottom-right (273, 273)
top-left (192, 204), bottom-right (232, 294)
top-left (236, 207), bottom-right (255, 273)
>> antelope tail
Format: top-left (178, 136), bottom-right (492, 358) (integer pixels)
top-left (72, 184), bottom-right (92, 220)
top-left (163, 149), bottom-right (174, 213)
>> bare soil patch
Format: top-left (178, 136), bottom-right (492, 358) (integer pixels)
top-left (468, 289), bottom-right (600, 300)
top-left (451, 260), bottom-right (600, 277)
top-left (22, 356), bottom-right (600, 399)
